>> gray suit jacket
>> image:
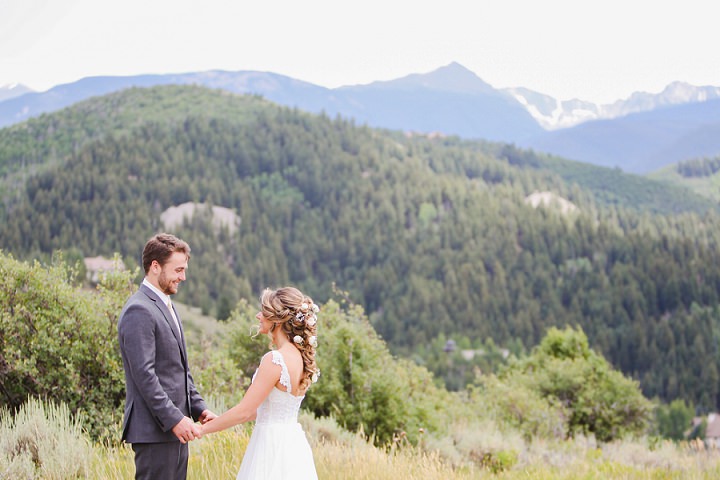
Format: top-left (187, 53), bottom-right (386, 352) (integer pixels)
top-left (118, 284), bottom-right (207, 443)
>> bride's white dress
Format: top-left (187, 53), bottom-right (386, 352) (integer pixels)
top-left (236, 350), bottom-right (318, 480)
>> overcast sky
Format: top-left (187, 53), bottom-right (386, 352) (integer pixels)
top-left (1, 0), bottom-right (717, 103)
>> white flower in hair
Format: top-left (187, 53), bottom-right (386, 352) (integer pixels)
top-left (293, 335), bottom-right (304, 345)
top-left (309, 335), bottom-right (318, 347)
top-left (300, 302), bottom-right (309, 312)
top-left (311, 369), bottom-right (320, 383)
top-left (312, 303), bottom-right (319, 313)
top-left (306, 315), bottom-right (317, 327)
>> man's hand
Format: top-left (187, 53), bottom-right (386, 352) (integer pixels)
top-left (172, 417), bottom-right (202, 444)
top-left (198, 409), bottom-right (217, 424)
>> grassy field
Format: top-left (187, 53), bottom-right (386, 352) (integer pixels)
top-left (85, 428), bottom-right (720, 480)
top-left (4, 398), bottom-right (720, 479)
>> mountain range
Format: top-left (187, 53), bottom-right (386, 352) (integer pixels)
top-left (506, 81), bottom-right (720, 130)
top-left (2, 63), bottom-right (720, 174)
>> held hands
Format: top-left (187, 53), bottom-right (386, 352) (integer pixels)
top-left (172, 410), bottom-right (218, 443)
top-left (197, 409), bottom-right (217, 437)
top-left (198, 409), bottom-right (217, 424)
top-left (172, 416), bottom-right (202, 444)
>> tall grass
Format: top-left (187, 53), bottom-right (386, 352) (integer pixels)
top-left (87, 425), bottom-right (480, 479)
top-left (5, 400), bottom-right (720, 479)
top-left (87, 430), bottom-right (720, 479)
top-left (86, 428), bottom-right (720, 480)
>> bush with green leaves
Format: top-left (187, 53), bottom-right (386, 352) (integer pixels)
top-left (187, 324), bottom-right (252, 410)
top-left (0, 251), bottom-right (133, 441)
top-left (471, 374), bottom-right (567, 441)
top-left (496, 326), bottom-right (653, 442)
top-left (654, 398), bottom-right (695, 441)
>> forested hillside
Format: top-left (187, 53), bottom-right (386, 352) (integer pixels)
top-left (648, 155), bottom-right (720, 203)
top-left (1, 85), bottom-right (720, 410)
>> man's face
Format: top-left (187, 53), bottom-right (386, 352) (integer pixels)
top-left (157, 252), bottom-right (188, 296)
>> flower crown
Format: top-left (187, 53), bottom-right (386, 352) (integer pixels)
top-left (292, 302), bottom-right (319, 347)
top-left (294, 302), bottom-right (319, 327)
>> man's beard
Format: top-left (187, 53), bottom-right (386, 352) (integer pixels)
top-left (158, 271), bottom-right (178, 295)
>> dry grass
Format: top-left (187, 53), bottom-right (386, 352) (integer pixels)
top-left (84, 416), bottom-right (720, 480)
top-left (85, 429), bottom-right (720, 480)
top-left (6, 402), bottom-right (720, 479)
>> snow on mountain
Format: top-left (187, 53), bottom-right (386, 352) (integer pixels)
top-left (611, 81), bottom-right (720, 113)
top-left (506, 82), bottom-right (720, 130)
top-left (505, 87), bottom-right (601, 129)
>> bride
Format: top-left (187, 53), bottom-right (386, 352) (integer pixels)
top-left (200, 286), bottom-right (320, 479)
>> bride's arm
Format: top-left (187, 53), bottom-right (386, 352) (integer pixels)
top-left (200, 352), bottom-right (280, 435)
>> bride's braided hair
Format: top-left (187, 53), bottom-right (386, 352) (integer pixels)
top-left (261, 287), bottom-right (319, 392)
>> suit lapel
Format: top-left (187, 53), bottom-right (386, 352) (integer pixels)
top-left (168, 302), bottom-right (188, 356)
top-left (140, 285), bottom-right (188, 363)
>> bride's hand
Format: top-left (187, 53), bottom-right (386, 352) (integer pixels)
top-left (199, 409), bottom-right (217, 424)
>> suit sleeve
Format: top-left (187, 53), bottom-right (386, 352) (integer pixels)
top-left (119, 302), bottom-right (185, 432)
top-left (188, 370), bottom-right (208, 421)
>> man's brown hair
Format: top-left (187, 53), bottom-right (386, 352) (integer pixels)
top-left (141, 233), bottom-right (191, 274)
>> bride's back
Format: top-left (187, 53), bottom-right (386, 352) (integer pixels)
top-left (276, 345), bottom-right (305, 396)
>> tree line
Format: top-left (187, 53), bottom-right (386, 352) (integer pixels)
top-left (676, 155), bottom-right (720, 178)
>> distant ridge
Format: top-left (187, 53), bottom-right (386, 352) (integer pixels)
top-left (508, 81), bottom-right (720, 130)
top-left (2, 64), bottom-right (720, 173)
top-left (349, 62), bottom-right (497, 95)
top-left (330, 62), bottom-right (543, 142)
top-left (521, 98), bottom-right (720, 173)
top-left (0, 63), bottom-right (542, 143)
top-left (0, 71), bottom-right (330, 128)
top-left (0, 83), bottom-right (34, 102)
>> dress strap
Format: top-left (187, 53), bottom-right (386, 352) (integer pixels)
top-left (270, 350), bottom-right (292, 393)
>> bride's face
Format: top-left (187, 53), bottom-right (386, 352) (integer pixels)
top-left (256, 311), bottom-right (272, 334)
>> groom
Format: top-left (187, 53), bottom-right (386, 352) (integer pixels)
top-left (118, 233), bottom-right (216, 480)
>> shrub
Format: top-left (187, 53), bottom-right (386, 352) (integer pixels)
top-left (0, 397), bottom-right (92, 479)
top-left (423, 419), bottom-right (523, 472)
top-left (472, 374), bottom-right (567, 440)
top-left (187, 316), bottom-right (251, 410)
top-left (0, 251), bottom-right (133, 441)
top-left (498, 326), bottom-right (653, 442)
top-left (654, 399), bottom-right (695, 440)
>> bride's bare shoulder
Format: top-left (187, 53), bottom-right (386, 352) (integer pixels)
top-left (278, 345), bottom-right (302, 364)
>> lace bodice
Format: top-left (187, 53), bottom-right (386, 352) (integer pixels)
top-left (253, 350), bottom-right (305, 425)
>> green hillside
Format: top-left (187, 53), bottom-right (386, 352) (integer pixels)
top-left (529, 149), bottom-right (716, 214)
top-left (2, 85), bottom-right (720, 411)
top-left (648, 155), bottom-right (720, 203)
